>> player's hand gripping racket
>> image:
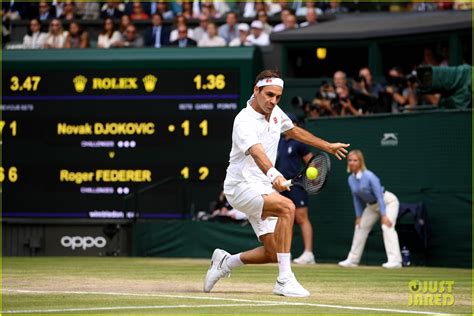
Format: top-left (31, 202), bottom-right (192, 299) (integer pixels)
top-left (282, 152), bottom-right (331, 195)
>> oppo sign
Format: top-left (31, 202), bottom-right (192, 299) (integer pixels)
top-left (60, 236), bottom-right (107, 250)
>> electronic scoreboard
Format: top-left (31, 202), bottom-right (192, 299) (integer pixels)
top-left (2, 48), bottom-right (258, 220)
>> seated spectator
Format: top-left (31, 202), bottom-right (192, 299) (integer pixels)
top-left (149, 1), bottom-right (182, 18)
top-left (64, 21), bottom-right (89, 48)
top-left (256, 9), bottom-right (273, 34)
top-left (181, 0), bottom-right (193, 19)
top-left (296, 1), bottom-right (323, 17)
top-left (119, 14), bottom-right (132, 36)
top-left (144, 13), bottom-right (170, 48)
top-left (198, 22), bottom-right (226, 47)
top-left (170, 24), bottom-right (197, 47)
top-left (36, 1), bottom-right (56, 21)
top-left (75, 1), bottom-right (100, 20)
top-left (192, 14), bottom-right (210, 43)
top-left (169, 14), bottom-right (194, 42)
top-left (193, 1), bottom-right (230, 19)
top-left (59, 1), bottom-right (80, 21)
top-left (153, 0), bottom-right (174, 20)
top-left (283, 13), bottom-right (299, 31)
top-left (44, 19), bottom-right (68, 49)
top-left (218, 11), bottom-right (239, 45)
top-left (246, 20), bottom-right (270, 46)
top-left (242, 0), bottom-right (269, 18)
top-left (229, 23), bottom-right (250, 47)
top-left (112, 24), bottom-right (144, 48)
top-left (100, 1), bottom-right (124, 20)
top-left (130, 2), bottom-right (149, 21)
top-left (272, 8), bottom-right (291, 32)
top-left (325, 1), bottom-right (349, 14)
top-left (22, 18), bottom-right (48, 49)
top-left (97, 18), bottom-right (121, 48)
top-left (2, 2), bottom-right (22, 20)
top-left (300, 8), bottom-right (317, 27)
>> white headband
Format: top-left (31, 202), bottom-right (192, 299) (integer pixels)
top-left (256, 77), bottom-right (284, 88)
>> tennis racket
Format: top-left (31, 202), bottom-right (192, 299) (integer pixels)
top-left (282, 152), bottom-right (331, 195)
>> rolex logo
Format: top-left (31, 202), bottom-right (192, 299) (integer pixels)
top-left (73, 75), bottom-right (88, 93)
top-left (142, 74), bottom-right (158, 93)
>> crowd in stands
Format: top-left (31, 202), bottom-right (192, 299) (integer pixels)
top-left (2, 1), bottom-right (471, 49)
top-left (295, 50), bottom-right (449, 118)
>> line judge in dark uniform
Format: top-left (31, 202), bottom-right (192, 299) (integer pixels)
top-left (277, 113), bottom-right (316, 264)
top-left (170, 24), bottom-right (196, 47)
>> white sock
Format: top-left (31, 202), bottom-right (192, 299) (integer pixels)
top-left (277, 253), bottom-right (292, 279)
top-left (226, 253), bottom-right (243, 269)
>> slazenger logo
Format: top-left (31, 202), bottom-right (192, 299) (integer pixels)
top-left (381, 133), bottom-right (398, 146)
top-left (60, 236), bottom-right (107, 250)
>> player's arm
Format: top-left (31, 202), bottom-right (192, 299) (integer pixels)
top-left (248, 144), bottom-right (289, 192)
top-left (284, 126), bottom-right (350, 160)
top-left (302, 152), bottom-right (313, 165)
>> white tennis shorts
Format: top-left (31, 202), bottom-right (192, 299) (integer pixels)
top-left (224, 182), bottom-right (278, 240)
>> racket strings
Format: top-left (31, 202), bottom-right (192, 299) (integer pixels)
top-left (303, 155), bottom-right (330, 194)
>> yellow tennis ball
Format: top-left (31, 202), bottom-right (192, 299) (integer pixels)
top-left (306, 167), bottom-right (318, 180)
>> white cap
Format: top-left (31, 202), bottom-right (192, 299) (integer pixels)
top-left (238, 23), bottom-right (249, 32)
top-left (250, 20), bottom-right (263, 29)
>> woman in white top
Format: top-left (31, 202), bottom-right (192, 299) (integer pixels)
top-left (97, 18), bottom-right (122, 48)
top-left (198, 22), bottom-right (226, 47)
top-left (22, 18), bottom-right (48, 49)
top-left (44, 19), bottom-right (68, 49)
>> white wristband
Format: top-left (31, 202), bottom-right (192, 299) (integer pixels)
top-left (266, 167), bottom-right (283, 183)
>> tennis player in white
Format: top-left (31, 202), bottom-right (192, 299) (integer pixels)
top-left (204, 69), bottom-right (350, 297)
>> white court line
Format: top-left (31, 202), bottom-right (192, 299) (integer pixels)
top-left (3, 288), bottom-right (446, 315)
top-left (2, 303), bottom-right (281, 314)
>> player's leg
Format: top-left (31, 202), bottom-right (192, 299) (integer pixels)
top-left (204, 190), bottom-right (279, 292)
top-left (281, 188), bottom-right (315, 264)
top-left (381, 191), bottom-right (402, 268)
top-left (340, 206), bottom-right (378, 266)
top-left (293, 206), bottom-right (315, 264)
top-left (261, 192), bottom-right (310, 297)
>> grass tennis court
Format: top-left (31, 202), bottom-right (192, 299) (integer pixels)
top-left (2, 257), bottom-right (471, 314)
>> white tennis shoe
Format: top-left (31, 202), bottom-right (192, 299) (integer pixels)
top-left (338, 258), bottom-right (359, 268)
top-left (273, 273), bottom-right (310, 297)
top-left (382, 261), bottom-right (402, 269)
top-left (293, 251), bottom-right (316, 264)
top-left (203, 248), bottom-right (231, 292)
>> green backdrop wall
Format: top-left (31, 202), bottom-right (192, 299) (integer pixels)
top-left (133, 110), bottom-right (471, 268)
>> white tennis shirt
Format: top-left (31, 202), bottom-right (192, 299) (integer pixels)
top-left (223, 101), bottom-right (294, 195)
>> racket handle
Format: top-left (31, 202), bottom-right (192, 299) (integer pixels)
top-left (283, 180), bottom-right (293, 187)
